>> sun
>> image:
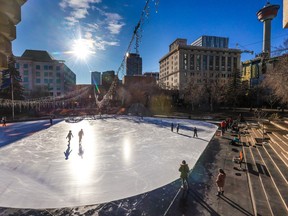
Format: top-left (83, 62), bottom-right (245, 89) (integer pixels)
top-left (71, 38), bottom-right (95, 60)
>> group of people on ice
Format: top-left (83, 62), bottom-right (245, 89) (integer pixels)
top-left (64, 129), bottom-right (85, 159)
top-left (171, 122), bottom-right (198, 138)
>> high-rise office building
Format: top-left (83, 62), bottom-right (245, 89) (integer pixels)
top-left (191, 35), bottom-right (229, 48)
top-left (15, 50), bottom-right (76, 97)
top-left (126, 53), bottom-right (142, 76)
top-left (91, 71), bottom-right (101, 86)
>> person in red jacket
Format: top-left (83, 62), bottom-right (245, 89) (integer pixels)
top-left (216, 168), bottom-right (226, 196)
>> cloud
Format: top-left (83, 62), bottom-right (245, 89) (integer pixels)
top-left (94, 39), bottom-right (119, 50)
top-left (60, 0), bottom-right (124, 50)
top-left (60, 0), bottom-right (102, 25)
top-left (104, 12), bottom-right (125, 35)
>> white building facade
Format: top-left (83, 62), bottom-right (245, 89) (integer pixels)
top-left (15, 50), bottom-right (76, 97)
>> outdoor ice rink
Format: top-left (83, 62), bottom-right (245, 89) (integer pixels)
top-left (0, 115), bottom-right (218, 209)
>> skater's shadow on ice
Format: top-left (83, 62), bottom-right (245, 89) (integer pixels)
top-left (192, 137), bottom-right (209, 142)
top-left (64, 145), bottom-right (72, 160)
top-left (177, 133), bottom-right (192, 138)
top-left (78, 144), bottom-right (84, 158)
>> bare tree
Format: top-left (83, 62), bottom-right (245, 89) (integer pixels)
top-left (181, 77), bottom-right (204, 111)
top-left (264, 55), bottom-right (288, 105)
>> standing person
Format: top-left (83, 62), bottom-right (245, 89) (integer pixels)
top-left (216, 168), bottom-right (226, 196)
top-left (171, 123), bottom-right (174, 132)
top-left (176, 123), bottom-right (180, 133)
top-left (49, 117), bottom-right (53, 125)
top-left (78, 129), bottom-right (84, 143)
top-left (66, 130), bottom-right (73, 144)
top-left (179, 160), bottom-right (190, 190)
top-left (193, 127), bottom-right (198, 138)
top-left (2, 117), bottom-right (6, 127)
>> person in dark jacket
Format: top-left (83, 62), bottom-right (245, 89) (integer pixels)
top-left (216, 168), bottom-right (226, 196)
top-left (179, 160), bottom-right (190, 190)
top-left (193, 127), bottom-right (198, 138)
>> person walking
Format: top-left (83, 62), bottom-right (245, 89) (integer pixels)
top-left (176, 123), bottom-right (180, 133)
top-left (179, 160), bottom-right (190, 190)
top-left (66, 130), bottom-right (73, 144)
top-left (193, 127), bottom-right (198, 138)
top-left (216, 168), bottom-right (226, 196)
top-left (78, 129), bottom-right (84, 143)
top-left (171, 123), bottom-right (174, 132)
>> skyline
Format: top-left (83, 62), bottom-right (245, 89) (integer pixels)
top-left (12, 0), bottom-right (288, 84)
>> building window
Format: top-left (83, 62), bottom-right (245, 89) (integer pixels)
top-left (233, 57), bottom-right (238, 71)
top-left (23, 64), bottom-right (28, 69)
top-left (183, 53), bottom-right (188, 70)
top-left (221, 56), bottom-right (226, 71)
top-left (49, 65), bottom-right (53, 70)
top-left (15, 63), bottom-right (19, 69)
top-left (49, 72), bottom-right (53, 77)
top-left (23, 70), bottom-right (29, 76)
top-left (190, 54), bottom-right (194, 70)
top-left (209, 56), bottom-right (214, 70)
top-left (36, 65), bottom-right (41, 70)
top-left (215, 56), bottom-right (220, 71)
top-left (44, 79), bottom-right (49, 84)
top-left (56, 79), bottom-right (61, 84)
top-left (36, 71), bottom-right (41, 76)
top-left (56, 66), bottom-right (61, 71)
top-left (23, 77), bottom-right (29, 82)
top-left (36, 78), bottom-right (41, 83)
top-left (227, 57), bottom-right (231, 71)
top-left (196, 55), bottom-right (201, 71)
top-left (49, 79), bottom-right (53, 83)
top-left (44, 72), bottom-right (49, 77)
top-left (44, 65), bottom-right (49, 70)
top-left (203, 55), bottom-right (208, 70)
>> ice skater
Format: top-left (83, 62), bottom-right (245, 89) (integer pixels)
top-left (193, 127), bottom-right (198, 138)
top-left (2, 117), bottom-right (6, 127)
top-left (66, 130), bottom-right (73, 144)
top-left (179, 160), bottom-right (190, 190)
top-left (64, 145), bottom-right (72, 160)
top-left (78, 129), bottom-right (84, 143)
top-left (49, 117), bottom-right (53, 125)
top-left (176, 123), bottom-right (180, 133)
top-left (171, 123), bottom-right (174, 132)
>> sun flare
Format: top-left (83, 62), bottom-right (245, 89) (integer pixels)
top-left (71, 39), bottom-right (95, 60)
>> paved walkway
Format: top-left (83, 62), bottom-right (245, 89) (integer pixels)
top-left (0, 122), bottom-right (256, 216)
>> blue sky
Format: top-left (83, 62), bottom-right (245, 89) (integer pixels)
top-left (12, 0), bottom-right (287, 84)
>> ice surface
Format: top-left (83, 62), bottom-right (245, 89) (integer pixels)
top-left (0, 115), bottom-right (218, 208)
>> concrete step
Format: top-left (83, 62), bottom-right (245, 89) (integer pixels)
top-left (272, 132), bottom-right (288, 149)
top-left (250, 147), bottom-right (287, 216)
top-left (263, 144), bottom-right (288, 183)
top-left (243, 147), bottom-right (271, 216)
top-left (268, 133), bottom-right (288, 156)
top-left (257, 147), bottom-right (288, 212)
top-left (271, 120), bottom-right (288, 132)
top-left (267, 137), bottom-right (288, 168)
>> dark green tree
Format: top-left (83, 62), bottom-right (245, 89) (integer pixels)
top-left (0, 55), bottom-right (24, 100)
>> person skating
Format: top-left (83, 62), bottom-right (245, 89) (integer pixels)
top-left (171, 123), bottom-right (174, 132)
top-left (193, 127), bottom-right (198, 138)
top-left (216, 168), bottom-right (226, 196)
top-left (66, 130), bottom-right (73, 144)
top-left (176, 124), bottom-right (180, 133)
top-left (78, 129), bottom-right (84, 143)
top-left (179, 160), bottom-right (190, 190)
